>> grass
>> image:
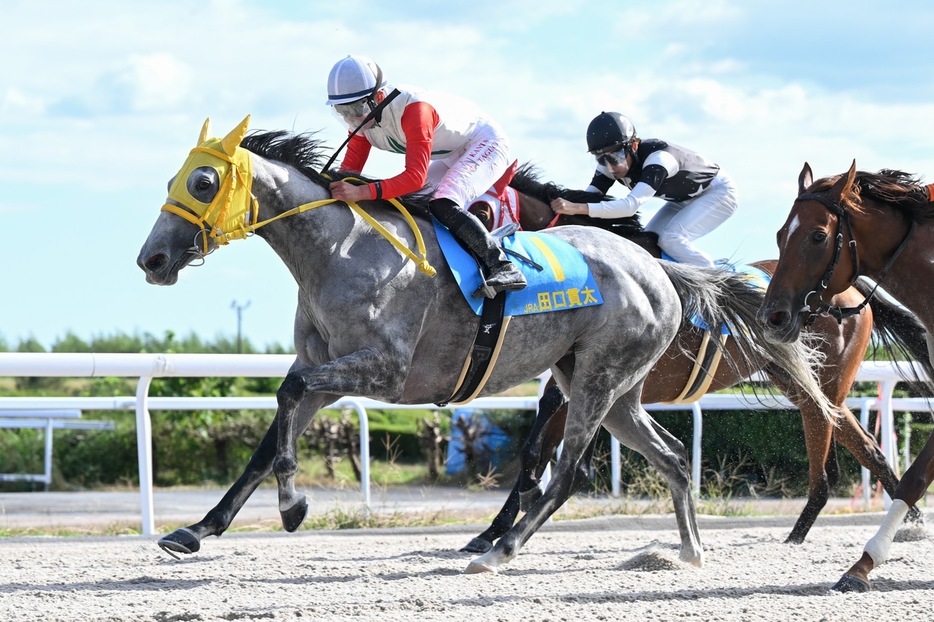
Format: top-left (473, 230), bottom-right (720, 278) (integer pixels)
top-left (0, 485), bottom-right (893, 539)
top-left (1, 442), bottom-right (906, 538)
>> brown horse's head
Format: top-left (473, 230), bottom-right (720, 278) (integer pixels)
top-left (467, 200), bottom-right (495, 231)
top-left (759, 161), bottom-right (928, 343)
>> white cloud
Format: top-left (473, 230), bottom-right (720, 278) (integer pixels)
top-left (1, 87), bottom-right (46, 116)
top-left (106, 54), bottom-right (194, 113)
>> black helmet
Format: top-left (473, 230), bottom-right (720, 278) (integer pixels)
top-left (586, 112), bottom-right (637, 153)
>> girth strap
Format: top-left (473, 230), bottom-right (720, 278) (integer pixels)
top-left (662, 329), bottom-right (729, 405)
top-left (439, 292), bottom-right (511, 406)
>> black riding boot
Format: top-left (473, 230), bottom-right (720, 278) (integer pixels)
top-left (430, 198), bottom-right (527, 298)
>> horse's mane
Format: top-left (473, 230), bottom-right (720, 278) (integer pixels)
top-left (241, 130), bottom-right (432, 219)
top-left (810, 169), bottom-right (934, 224)
top-left (510, 163), bottom-right (646, 235)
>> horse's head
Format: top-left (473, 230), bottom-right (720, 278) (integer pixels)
top-left (137, 115), bottom-right (255, 285)
top-left (758, 161), bottom-right (860, 342)
top-left (468, 200), bottom-right (495, 231)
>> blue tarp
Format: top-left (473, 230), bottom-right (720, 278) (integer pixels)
top-left (445, 409), bottom-right (512, 475)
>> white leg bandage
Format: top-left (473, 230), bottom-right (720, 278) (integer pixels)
top-left (864, 499), bottom-right (910, 566)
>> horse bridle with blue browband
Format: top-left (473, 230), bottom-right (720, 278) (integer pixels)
top-left (796, 191), bottom-right (915, 326)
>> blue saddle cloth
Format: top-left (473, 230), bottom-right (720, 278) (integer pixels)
top-left (661, 253), bottom-right (771, 335)
top-left (434, 220), bottom-right (603, 317)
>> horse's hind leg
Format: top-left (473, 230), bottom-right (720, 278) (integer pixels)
top-left (465, 385), bottom-right (627, 573)
top-left (608, 407), bottom-right (703, 566)
top-left (462, 382), bottom-right (568, 553)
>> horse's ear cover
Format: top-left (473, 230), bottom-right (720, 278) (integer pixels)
top-left (221, 115), bottom-right (251, 156)
top-left (198, 118), bottom-right (211, 145)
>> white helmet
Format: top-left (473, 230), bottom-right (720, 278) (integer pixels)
top-left (326, 55), bottom-right (386, 105)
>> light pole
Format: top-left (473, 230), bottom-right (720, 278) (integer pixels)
top-left (231, 300), bottom-right (251, 353)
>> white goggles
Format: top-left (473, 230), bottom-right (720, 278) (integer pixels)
top-left (334, 98), bottom-right (372, 122)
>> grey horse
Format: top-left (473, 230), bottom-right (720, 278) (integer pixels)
top-left (137, 116), bottom-right (834, 573)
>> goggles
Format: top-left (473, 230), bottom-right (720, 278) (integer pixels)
top-left (334, 98), bottom-right (373, 123)
top-left (592, 143), bottom-right (629, 167)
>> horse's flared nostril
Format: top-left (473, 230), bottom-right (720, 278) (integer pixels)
top-left (765, 309), bottom-right (790, 329)
top-left (142, 253), bottom-right (168, 273)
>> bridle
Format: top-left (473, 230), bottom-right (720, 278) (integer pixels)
top-left (795, 191), bottom-right (915, 326)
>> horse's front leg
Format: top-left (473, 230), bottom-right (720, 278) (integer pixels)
top-left (158, 392), bottom-right (332, 558)
top-left (833, 431), bottom-right (934, 593)
top-left (273, 350), bottom-right (407, 531)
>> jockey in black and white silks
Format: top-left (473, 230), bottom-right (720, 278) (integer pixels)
top-left (552, 112), bottom-right (738, 267)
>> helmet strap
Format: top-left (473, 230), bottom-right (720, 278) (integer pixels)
top-left (369, 64), bottom-right (385, 123)
top-left (624, 139), bottom-right (639, 165)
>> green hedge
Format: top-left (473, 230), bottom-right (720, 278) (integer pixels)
top-left (2, 408), bottom-right (924, 494)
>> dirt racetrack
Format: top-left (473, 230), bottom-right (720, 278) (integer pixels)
top-left (2, 511), bottom-right (933, 621)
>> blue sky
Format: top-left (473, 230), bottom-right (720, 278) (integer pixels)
top-left (3, 0), bottom-right (934, 351)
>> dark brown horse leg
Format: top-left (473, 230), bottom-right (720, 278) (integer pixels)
top-left (461, 382), bottom-right (568, 553)
top-left (785, 402), bottom-right (836, 544)
top-left (520, 397), bottom-right (569, 510)
top-left (834, 431), bottom-right (934, 592)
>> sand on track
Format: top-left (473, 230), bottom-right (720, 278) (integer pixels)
top-left (2, 512), bottom-right (932, 622)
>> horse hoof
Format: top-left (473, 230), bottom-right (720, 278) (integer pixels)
top-left (518, 487), bottom-right (542, 512)
top-left (464, 559), bottom-right (498, 574)
top-left (281, 497), bottom-right (308, 532)
top-left (831, 573), bottom-right (871, 593)
top-left (679, 549), bottom-right (704, 568)
top-left (460, 537), bottom-right (493, 554)
top-left (157, 528), bottom-right (200, 559)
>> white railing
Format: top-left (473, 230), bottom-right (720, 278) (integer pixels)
top-left (0, 353), bottom-right (929, 535)
top-left (0, 409), bottom-right (114, 488)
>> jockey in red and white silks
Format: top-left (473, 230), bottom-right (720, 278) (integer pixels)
top-left (326, 54), bottom-right (526, 297)
top-left (342, 87), bottom-right (511, 208)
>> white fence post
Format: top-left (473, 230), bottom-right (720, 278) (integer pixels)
top-left (691, 402), bottom-right (703, 497)
top-left (136, 375), bottom-right (155, 537)
top-left (879, 379), bottom-right (898, 510)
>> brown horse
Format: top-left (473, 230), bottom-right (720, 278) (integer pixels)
top-left (759, 161), bottom-right (934, 593)
top-left (461, 165), bottom-right (928, 554)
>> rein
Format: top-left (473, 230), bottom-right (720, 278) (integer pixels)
top-left (796, 191), bottom-right (915, 326)
top-left (231, 189), bottom-right (437, 278)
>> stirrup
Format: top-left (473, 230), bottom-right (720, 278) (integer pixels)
top-left (473, 281), bottom-right (499, 299)
top-left (472, 270), bottom-right (527, 299)
top-left (490, 222), bottom-right (519, 240)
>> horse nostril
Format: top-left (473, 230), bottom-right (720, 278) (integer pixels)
top-left (766, 310), bottom-right (789, 328)
top-left (143, 253), bottom-right (168, 273)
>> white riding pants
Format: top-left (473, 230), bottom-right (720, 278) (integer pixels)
top-left (427, 121), bottom-right (511, 210)
top-left (645, 173), bottom-right (739, 267)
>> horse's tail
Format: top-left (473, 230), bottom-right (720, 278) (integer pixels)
top-left (857, 279), bottom-right (934, 394)
top-left (658, 261), bottom-right (838, 423)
